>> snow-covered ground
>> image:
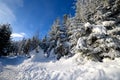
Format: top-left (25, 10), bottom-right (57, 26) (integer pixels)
top-left (0, 62), bottom-right (3, 72)
top-left (0, 50), bottom-right (120, 80)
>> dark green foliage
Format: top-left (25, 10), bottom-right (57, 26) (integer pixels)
top-left (23, 39), bottom-right (31, 56)
top-left (0, 24), bottom-right (12, 56)
top-left (40, 36), bottom-right (49, 52)
top-left (31, 34), bottom-right (40, 50)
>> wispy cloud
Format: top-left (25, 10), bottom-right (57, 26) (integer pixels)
top-left (0, 2), bottom-right (16, 24)
top-left (0, 0), bottom-right (24, 24)
top-left (11, 32), bottom-right (26, 38)
top-left (1, 0), bottom-right (24, 8)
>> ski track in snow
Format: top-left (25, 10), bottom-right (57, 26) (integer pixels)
top-left (0, 66), bottom-right (18, 80)
top-left (0, 51), bottom-right (120, 80)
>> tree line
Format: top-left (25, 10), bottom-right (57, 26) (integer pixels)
top-left (0, 24), bottom-right (40, 57)
top-left (0, 0), bottom-right (120, 61)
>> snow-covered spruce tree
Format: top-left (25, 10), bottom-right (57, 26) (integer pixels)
top-left (23, 39), bottom-right (31, 57)
top-left (12, 35), bottom-right (40, 56)
top-left (0, 24), bottom-right (12, 56)
top-left (55, 15), bottom-right (70, 59)
top-left (17, 38), bottom-right (26, 55)
top-left (67, 17), bottom-right (85, 54)
top-left (48, 18), bottom-right (61, 53)
top-left (76, 0), bottom-right (98, 22)
top-left (14, 41), bottom-right (20, 55)
top-left (9, 41), bottom-right (19, 56)
top-left (62, 14), bottom-right (69, 41)
top-left (40, 35), bottom-right (49, 54)
top-left (76, 22), bottom-right (120, 62)
top-left (55, 38), bottom-right (66, 60)
top-left (59, 14), bottom-right (71, 55)
top-left (31, 34), bottom-right (40, 51)
top-left (76, 0), bottom-right (119, 23)
top-left (74, 0), bottom-right (120, 62)
top-left (48, 17), bottom-right (71, 59)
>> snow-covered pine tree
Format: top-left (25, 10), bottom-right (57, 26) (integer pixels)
top-left (31, 34), bottom-right (40, 51)
top-left (76, 0), bottom-right (98, 22)
top-left (17, 38), bottom-right (26, 55)
top-left (75, 0), bottom-right (113, 23)
top-left (40, 35), bottom-right (49, 53)
top-left (62, 14), bottom-right (70, 42)
top-left (74, 0), bottom-right (120, 61)
top-left (55, 38), bottom-right (65, 60)
top-left (23, 39), bottom-right (31, 58)
top-left (36, 0), bottom-right (120, 61)
top-left (48, 17), bottom-right (71, 59)
top-left (48, 18), bottom-right (61, 53)
top-left (67, 17), bottom-right (85, 54)
top-left (9, 41), bottom-right (19, 56)
top-left (61, 14), bottom-right (72, 56)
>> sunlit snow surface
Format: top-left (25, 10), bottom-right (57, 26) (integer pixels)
top-left (0, 50), bottom-right (120, 80)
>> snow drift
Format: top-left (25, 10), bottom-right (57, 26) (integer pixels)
top-left (17, 52), bottom-right (120, 80)
top-left (0, 50), bottom-right (120, 80)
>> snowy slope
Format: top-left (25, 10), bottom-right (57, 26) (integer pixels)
top-left (0, 50), bottom-right (120, 80)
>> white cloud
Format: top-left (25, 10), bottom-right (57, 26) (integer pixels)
top-left (11, 32), bottom-right (26, 38)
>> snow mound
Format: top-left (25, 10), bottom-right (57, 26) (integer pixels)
top-left (84, 22), bottom-right (107, 35)
top-left (16, 54), bottom-right (120, 80)
top-left (102, 21), bottom-right (116, 27)
top-left (1, 51), bottom-right (120, 80)
top-left (84, 22), bottom-right (91, 28)
top-left (30, 49), bottom-right (56, 62)
top-left (92, 25), bottom-right (107, 34)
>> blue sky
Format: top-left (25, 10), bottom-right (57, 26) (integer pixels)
top-left (0, 0), bottom-right (75, 40)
